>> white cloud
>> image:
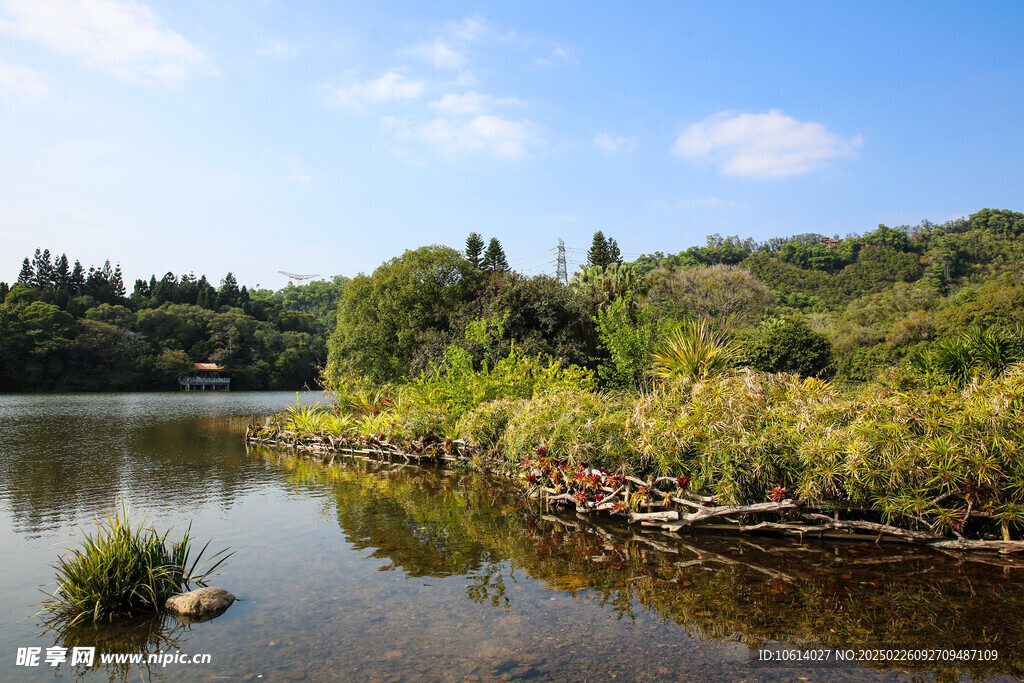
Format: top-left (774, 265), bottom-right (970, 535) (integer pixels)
top-left (429, 90), bottom-right (523, 116)
top-left (672, 109), bottom-right (863, 178)
top-left (285, 155), bottom-right (311, 183)
top-left (257, 38), bottom-right (298, 59)
top-left (535, 44), bottom-right (577, 67)
top-left (0, 56), bottom-right (49, 98)
top-left (386, 114), bottom-right (538, 159)
top-left (594, 132), bottom-right (635, 153)
top-left (0, 0), bottom-right (212, 87)
top-left (329, 70), bottom-right (424, 111)
top-left (404, 38), bottom-right (465, 69)
top-left (447, 15), bottom-right (490, 42)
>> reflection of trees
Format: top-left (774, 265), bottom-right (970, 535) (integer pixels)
top-left (3, 409), bottom-right (254, 533)
top-left (258, 448), bottom-right (1024, 681)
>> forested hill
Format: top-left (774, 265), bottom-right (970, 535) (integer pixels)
top-left (627, 208), bottom-right (1024, 379)
top-left (324, 208), bottom-right (1024, 388)
top-left (0, 252), bottom-right (347, 391)
top-left (3, 207), bottom-right (1023, 392)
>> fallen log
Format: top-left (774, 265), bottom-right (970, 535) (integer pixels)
top-left (663, 500), bottom-right (800, 532)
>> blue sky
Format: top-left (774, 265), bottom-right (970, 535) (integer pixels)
top-left (2, 0), bottom-right (1022, 288)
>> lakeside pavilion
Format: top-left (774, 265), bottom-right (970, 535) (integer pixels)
top-left (179, 363), bottom-right (231, 391)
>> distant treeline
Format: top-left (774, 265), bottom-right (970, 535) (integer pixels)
top-left (4, 207), bottom-right (1023, 392)
top-left (0, 250), bottom-right (348, 391)
top-left (326, 208), bottom-right (1024, 387)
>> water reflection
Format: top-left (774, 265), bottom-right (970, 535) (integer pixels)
top-left (40, 612), bottom-right (187, 681)
top-left (0, 393), bottom-right (308, 534)
top-left (258, 446), bottom-right (1024, 681)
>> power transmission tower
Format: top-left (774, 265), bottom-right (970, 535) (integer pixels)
top-left (555, 238), bottom-right (568, 284)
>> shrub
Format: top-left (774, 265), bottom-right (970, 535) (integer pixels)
top-left (499, 389), bottom-right (633, 468)
top-left (745, 316), bottom-right (834, 378)
top-left (594, 299), bottom-right (662, 392)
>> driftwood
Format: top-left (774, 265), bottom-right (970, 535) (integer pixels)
top-left (662, 500), bottom-right (800, 532)
top-left (248, 427), bottom-right (1023, 554)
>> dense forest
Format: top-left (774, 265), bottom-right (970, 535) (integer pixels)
top-left (0, 251), bottom-right (347, 391)
top-left (3, 207), bottom-right (1023, 393)
top-left (327, 208), bottom-right (1024, 388)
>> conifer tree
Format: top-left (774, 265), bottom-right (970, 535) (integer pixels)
top-left (70, 261), bottom-right (85, 292)
top-left (32, 249), bottom-right (53, 288)
top-left (465, 232), bottom-right (485, 269)
top-left (17, 258), bottom-right (33, 286)
top-left (607, 238), bottom-right (622, 265)
top-left (482, 237), bottom-right (509, 272)
top-left (588, 231), bottom-right (623, 267)
top-left (588, 231), bottom-right (610, 267)
top-left (112, 264), bottom-right (126, 299)
top-left (55, 254), bottom-right (70, 289)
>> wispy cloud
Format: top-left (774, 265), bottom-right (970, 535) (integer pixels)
top-left (535, 44), bottom-right (577, 67)
top-left (328, 70), bottom-right (424, 111)
top-left (429, 91), bottom-right (524, 116)
top-left (256, 38), bottom-right (298, 59)
top-left (384, 114), bottom-right (539, 159)
top-left (285, 155), bottom-right (312, 183)
top-left (0, 56), bottom-right (49, 99)
top-left (446, 15), bottom-right (490, 42)
top-left (0, 0), bottom-right (213, 87)
top-left (672, 109), bottom-right (863, 178)
top-left (403, 38), bottom-right (465, 69)
top-left (326, 15), bottom-right (557, 161)
top-left (594, 132), bottom-right (635, 153)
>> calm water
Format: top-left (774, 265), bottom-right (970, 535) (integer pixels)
top-left (1, 393), bottom-right (1023, 682)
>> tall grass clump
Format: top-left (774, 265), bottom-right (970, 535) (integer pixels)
top-left (44, 500), bottom-right (230, 625)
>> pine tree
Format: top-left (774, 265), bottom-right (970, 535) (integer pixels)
top-left (55, 254), bottom-right (70, 289)
top-left (133, 278), bottom-right (150, 300)
top-left (465, 232), bottom-right (485, 269)
top-left (71, 261), bottom-right (86, 292)
top-left (219, 272), bottom-right (240, 308)
top-left (482, 238), bottom-right (509, 272)
top-left (112, 264), bottom-right (126, 299)
top-left (32, 249), bottom-right (54, 288)
top-left (588, 231), bottom-right (622, 267)
top-left (607, 238), bottom-right (622, 265)
top-left (17, 258), bottom-right (34, 286)
top-left (588, 231), bottom-right (610, 267)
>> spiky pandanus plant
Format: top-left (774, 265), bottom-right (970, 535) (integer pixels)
top-left (649, 319), bottom-right (741, 385)
top-left (910, 326), bottom-right (1024, 385)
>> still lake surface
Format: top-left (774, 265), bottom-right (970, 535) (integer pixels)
top-left (1, 392), bottom-right (1023, 682)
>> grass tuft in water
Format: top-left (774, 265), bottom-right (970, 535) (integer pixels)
top-left (44, 498), bottom-right (231, 626)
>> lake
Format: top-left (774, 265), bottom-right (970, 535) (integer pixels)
top-left (1, 392), bottom-right (1022, 681)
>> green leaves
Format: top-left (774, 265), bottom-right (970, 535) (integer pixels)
top-left (593, 299), bottom-right (662, 392)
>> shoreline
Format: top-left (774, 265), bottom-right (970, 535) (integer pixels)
top-left (246, 421), bottom-right (1024, 554)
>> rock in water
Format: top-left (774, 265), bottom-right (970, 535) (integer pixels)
top-left (165, 587), bottom-right (235, 618)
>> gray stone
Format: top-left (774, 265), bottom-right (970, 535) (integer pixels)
top-left (165, 587), bottom-right (235, 618)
